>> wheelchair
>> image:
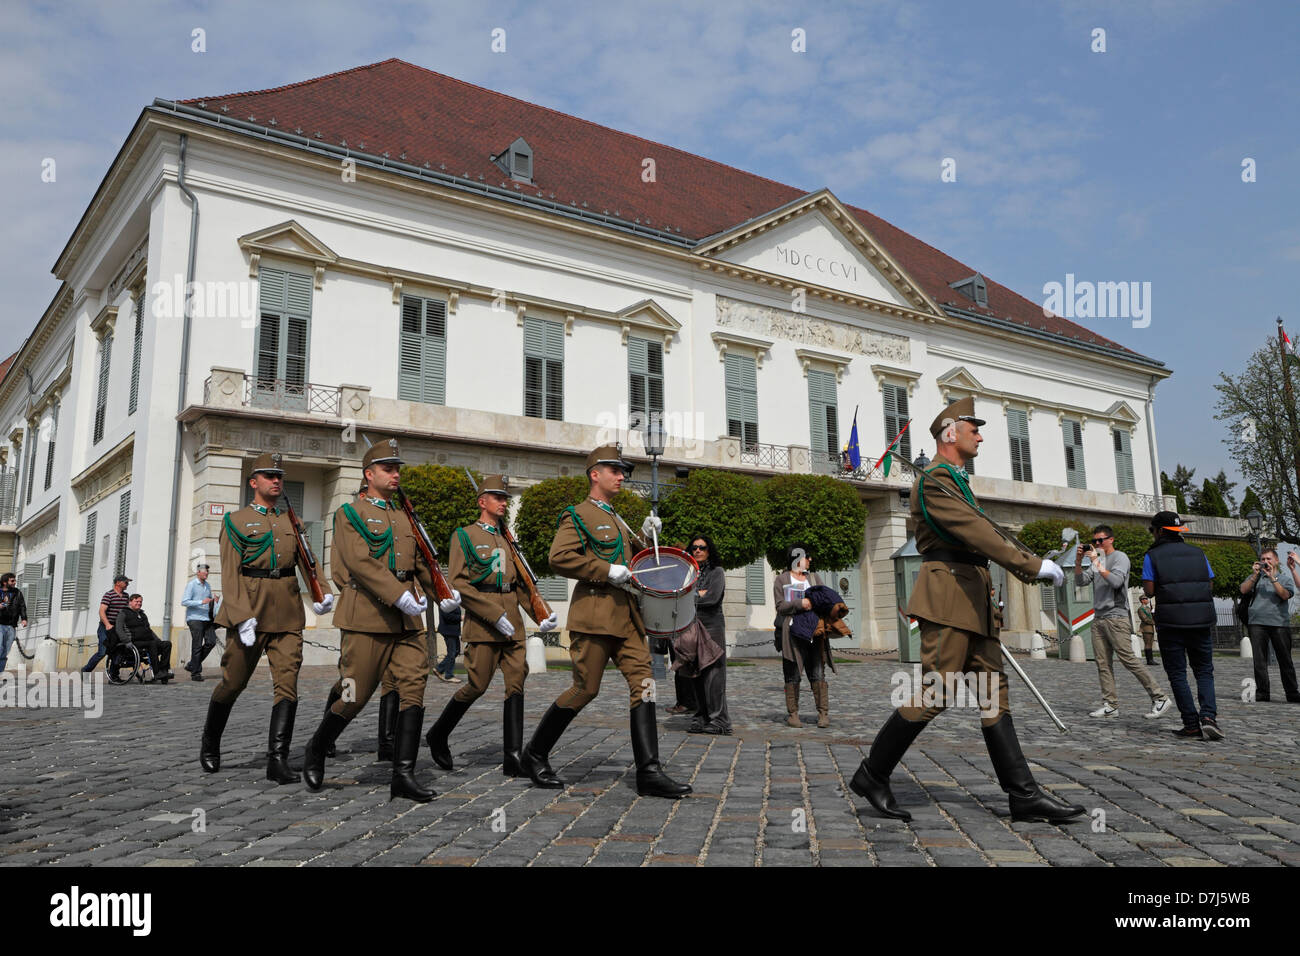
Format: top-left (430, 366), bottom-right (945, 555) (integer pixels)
top-left (103, 636), bottom-right (173, 685)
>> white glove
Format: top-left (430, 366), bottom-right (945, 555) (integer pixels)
top-left (1036, 558), bottom-right (1065, 588)
top-left (238, 618), bottom-right (257, 647)
top-left (395, 591), bottom-right (428, 617)
top-left (641, 514), bottom-right (662, 538)
top-left (439, 589), bottom-right (462, 615)
top-left (495, 614), bottom-right (515, 637)
top-left (538, 612), bottom-right (559, 634)
top-left (312, 594), bottom-right (335, 614)
top-left (607, 564), bottom-right (632, 585)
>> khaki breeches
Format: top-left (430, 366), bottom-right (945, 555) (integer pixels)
top-left (896, 621), bottom-right (1009, 727)
top-left (453, 640), bottom-right (528, 703)
top-left (212, 631), bottom-right (303, 706)
top-left (554, 631), bottom-right (654, 712)
top-left (329, 629), bottom-right (429, 719)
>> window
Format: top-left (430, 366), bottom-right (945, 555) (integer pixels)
top-left (1062, 419), bottom-right (1086, 490)
top-left (807, 369), bottom-right (839, 461)
top-left (628, 337), bottom-right (664, 423)
top-left (746, 558), bottom-right (766, 604)
top-left (280, 480), bottom-right (305, 514)
top-left (114, 491), bottom-right (131, 578)
top-left (523, 317), bottom-right (564, 421)
top-left (93, 333), bottom-right (112, 444)
top-left (398, 295), bottom-right (447, 405)
top-left (252, 267), bottom-right (312, 411)
top-left (1007, 408), bottom-right (1033, 482)
top-left (882, 383), bottom-right (911, 461)
top-left (23, 424), bottom-right (37, 506)
top-left (1113, 428), bottom-right (1135, 493)
top-left (43, 418), bottom-right (56, 491)
top-left (128, 288), bottom-right (145, 415)
top-left (724, 353), bottom-right (758, 450)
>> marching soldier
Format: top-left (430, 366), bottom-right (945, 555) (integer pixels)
top-left (520, 445), bottom-right (691, 799)
top-left (850, 398), bottom-right (1085, 823)
top-left (300, 438), bottom-right (461, 802)
top-left (425, 475), bottom-right (559, 775)
top-left (200, 453), bottom-right (335, 783)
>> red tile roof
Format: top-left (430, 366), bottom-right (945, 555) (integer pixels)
top-left (182, 58), bottom-right (1150, 362)
top-left (0, 351), bottom-right (16, 390)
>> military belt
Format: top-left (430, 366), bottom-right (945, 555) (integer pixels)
top-left (240, 564), bottom-right (297, 579)
top-left (920, 549), bottom-right (989, 569)
top-left (472, 582), bottom-right (515, 593)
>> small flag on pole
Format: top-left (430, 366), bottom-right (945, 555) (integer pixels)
top-left (874, 420), bottom-right (911, 477)
top-left (846, 409), bottom-right (861, 470)
top-left (1285, 328), bottom-right (1299, 355)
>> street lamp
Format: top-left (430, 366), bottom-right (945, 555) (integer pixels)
top-left (913, 450), bottom-right (930, 470)
top-left (643, 413), bottom-right (667, 512)
top-left (1246, 508), bottom-right (1263, 556)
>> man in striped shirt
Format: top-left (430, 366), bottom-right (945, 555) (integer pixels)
top-left (82, 575), bottom-right (132, 672)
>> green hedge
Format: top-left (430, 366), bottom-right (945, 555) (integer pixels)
top-left (761, 473), bottom-right (867, 572)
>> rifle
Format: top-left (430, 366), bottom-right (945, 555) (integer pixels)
top-left (464, 468), bottom-right (552, 624)
top-left (283, 495), bottom-right (327, 605)
top-left (396, 486), bottom-right (455, 603)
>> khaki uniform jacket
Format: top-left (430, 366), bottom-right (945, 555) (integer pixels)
top-left (331, 494), bottom-right (435, 634)
top-left (449, 522), bottom-right (530, 644)
top-left (215, 504), bottom-right (307, 633)
top-left (907, 464), bottom-right (1042, 638)
top-left (549, 499), bottom-right (647, 641)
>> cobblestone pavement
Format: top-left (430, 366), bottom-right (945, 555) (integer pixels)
top-left (1, 655), bottom-right (1297, 867)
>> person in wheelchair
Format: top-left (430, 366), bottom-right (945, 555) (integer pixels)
top-left (118, 594), bottom-right (174, 683)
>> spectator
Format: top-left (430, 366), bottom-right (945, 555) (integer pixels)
top-left (0, 572), bottom-right (28, 671)
top-left (774, 543), bottom-right (828, 728)
top-left (182, 564), bottom-right (220, 681)
top-left (1075, 524), bottom-right (1171, 719)
top-left (687, 534), bottom-right (731, 735)
top-left (1241, 549), bottom-right (1299, 703)
top-left (83, 574), bottom-right (131, 673)
top-left (118, 594), bottom-right (174, 683)
top-left (433, 603), bottom-right (463, 683)
top-left (1141, 511), bottom-right (1221, 740)
top-left (1137, 595), bottom-right (1157, 665)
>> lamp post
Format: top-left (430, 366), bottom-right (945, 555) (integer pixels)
top-left (1246, 508), bottom-right (1263, 558)
top-left (643, 413), bottom-right (667, 513)
top-left (913, 450), bottom-right (930, 470)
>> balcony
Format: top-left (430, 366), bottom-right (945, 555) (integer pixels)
top-left (203, 368), bottom-right (364, 420)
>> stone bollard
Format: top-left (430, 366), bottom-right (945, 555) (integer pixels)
top-left (1130, 633), bottom-right (1144, 659)
top-left (526, 635), bottom-right (548, 673)
top-left (1240, 635), bottom-right (1252, 659)
top-left (1068, 634), bottom-right (1087, 662)
top-left (1030, 633), bottom-right (1047, 660)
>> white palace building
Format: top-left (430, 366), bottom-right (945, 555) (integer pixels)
top-left (1, 58), bottom-right (1227, 670)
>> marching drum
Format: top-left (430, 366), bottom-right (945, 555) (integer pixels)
top-left (629, 546), bottom-right (700, 636)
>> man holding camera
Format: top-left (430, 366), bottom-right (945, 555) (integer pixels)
top-left (1075, 525), bottom-right (1171, 719)
top-left (1241, 549), bottom-right (1299, 703)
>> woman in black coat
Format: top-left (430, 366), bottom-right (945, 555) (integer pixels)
top-left (687, 534), bottom-right (731, 734)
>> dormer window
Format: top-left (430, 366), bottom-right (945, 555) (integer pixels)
top-left (493, 137), bottom-right (534, 184)
top-left (949, 273), bottom-right (988, 308)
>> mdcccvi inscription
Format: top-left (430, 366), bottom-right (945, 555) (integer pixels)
top-left (715, 296), bottom-right (911, 363)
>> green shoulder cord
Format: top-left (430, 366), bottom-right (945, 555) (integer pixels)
top-left (456, 526), bottom-right (503, 589)
top-left (224, 512), bottom-right (276, 568)
top-left (557, 505), bottom-right (625, 565)
top-left (341, 501), bottom-right (395, 570)
top-left (917, 462), bottom-right (981, 547)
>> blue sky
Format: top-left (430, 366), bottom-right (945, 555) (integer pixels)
top-left (2, 0), bottom-right (1297, 501)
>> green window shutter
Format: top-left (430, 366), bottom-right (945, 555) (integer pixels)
top-left (523, 317), bottom-right (564, 421)
top-left (93, 333), bottom-right (112, 444)
top-left (724, 353), bottom-right (758, 448)
top-left (1113, 428), bottom-right (1135, 492)
top-left (60, 550), bottom-right (79, 611)
top-left (76, 542), bottom-right (93, 608)
top-left (398, 295), bottom-right (448, 405)
top-left (537, 577), bottom-right (569, 602)
top-left (628, 337), bottom-right (664, 420)
top-left (807, 369), bottom-right (839, 456)
top-left (128, 289), bottom-right (144, 415)
top-left (24, 424), bottom-right (37, 505)
top-left (44, 408), bottom-right (57, 490)
top-left (745, 558), bottom-right (766, 604)
top-left (254, 268), bottom-right (312, 406)
top-left (114, 491), bottom-right (131, 578)
top-left (1007, 409), bottom-right (1033, 482)
top-left (305, 520), bottom-right (325, 563)
top-left (882, 384), bottom-right (912, 461)
top-left (282, 481), bottom-right (305, 514)
top-left (1062, 420), bottom-right (1087, 490)
top-left (0, 466), bottom-right (15, 524)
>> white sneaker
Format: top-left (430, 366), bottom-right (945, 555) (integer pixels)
top-left (1089, 704), bottom-right (1119, 718)
top-left (1145, 697), bottom-right (1173, 719)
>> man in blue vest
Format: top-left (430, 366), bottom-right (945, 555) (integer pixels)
top-left (1141, 512), bottom-right (1222, 740)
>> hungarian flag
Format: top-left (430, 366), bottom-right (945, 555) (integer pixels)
top-left (874, 420), bottom-right (911, 477)
top-left (1284, 328), bottom-right (1299, 360)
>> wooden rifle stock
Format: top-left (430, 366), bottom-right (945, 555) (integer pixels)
top-left (397, 488), bottom-right (454, 603)
top-left (283, 497), bottom-right (327, 605)
top-left (501, 524), bottom-right (552, 624)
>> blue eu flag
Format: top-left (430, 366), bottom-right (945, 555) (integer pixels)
top-left (847, 411), bottom-right (861, 470)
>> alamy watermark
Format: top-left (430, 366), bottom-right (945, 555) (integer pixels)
top-left (1, 663), bottom-right (104, 718)
top-left (889, 665), bottom-right (1000, 719)
top-left (1041, 274), bottom-right (1151, 329)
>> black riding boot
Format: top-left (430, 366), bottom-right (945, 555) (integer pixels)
top-left (377, 691), bottom-right (399, 762)
top-left (390, 706), bottom-right (435, 803)
top-left (850, 710), bottom-right (927, 822)
top-left (982, 713), bottom-right (1086, 823)
top-left (425, 695), bottom-right (472, 771)
top-left (200, 698), bottom-right (234, 773)
top-left (630, 703), bottom-right (692, 798)
top-left (502, 693), bottom-right (525, 777)
top-left (521, 703), bottom-right (578, 788)
top-left (302, 711), bottom-right (350, 792)
top-left (322, 685), bottom-right (342, 757)
top-left (266, 699), bottom-right (298, 784)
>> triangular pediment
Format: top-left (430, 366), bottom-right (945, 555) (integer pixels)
top-left (238, 220), bottom-right (338, 263)
top-left (936, 366), bottom-right (985, 394)
top-left (695, 190), bottom-right (941, 315)
top-left (615, 299), bottom-right (682, 352)
top-left (1105, 401), bottom-right (1140, 425)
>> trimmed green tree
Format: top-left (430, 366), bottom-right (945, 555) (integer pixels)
top-left (656, 469), bottom-right (765, 570)
top-left (761, 474), bottom-right (867, 572)
top-left (398, 464), bottom-right (483, 555)
top-left (1239, 485), bottom-right (1264, 521)
top-left (1197, 539), bottom-right (1257, 600)
top-left (515, 475), bottom-right (651, 577)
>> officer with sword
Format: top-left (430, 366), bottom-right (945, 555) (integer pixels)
top-left (850, 397), bottom-right (1086, 824)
